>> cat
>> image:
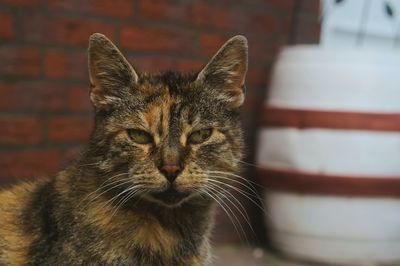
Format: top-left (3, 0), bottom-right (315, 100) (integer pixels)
top-left (0, 33), bottom-right (248, 266)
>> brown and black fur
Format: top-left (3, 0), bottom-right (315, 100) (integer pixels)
top-left (0, 33), bottom-right (248, 266)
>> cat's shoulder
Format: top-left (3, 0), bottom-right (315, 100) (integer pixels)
top-left (0, 177), bottom-right (49, 209)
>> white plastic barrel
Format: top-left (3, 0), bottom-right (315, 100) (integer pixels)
top-left (257, 46), bottom-right (400, 265)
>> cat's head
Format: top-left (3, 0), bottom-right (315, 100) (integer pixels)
top-left (86, 33), bottom-right (247, 207)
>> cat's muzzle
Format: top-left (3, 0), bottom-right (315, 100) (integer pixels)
top-left (151, 187), bottom-right (190, 205)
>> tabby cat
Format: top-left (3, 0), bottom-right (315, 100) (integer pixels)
top-left (0, 33), bottom-right (248, 266)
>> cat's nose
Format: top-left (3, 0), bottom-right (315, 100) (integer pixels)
top-left (159, 163), bottom-right (182, 183)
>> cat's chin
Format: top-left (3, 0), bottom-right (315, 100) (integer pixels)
top-left (146, 187), bottom-right (192, 207)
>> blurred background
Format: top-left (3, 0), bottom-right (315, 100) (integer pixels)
top-left (2, 0), bottom-right (400, 265)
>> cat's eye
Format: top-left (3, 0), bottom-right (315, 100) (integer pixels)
top-left (188, 129), bottom-right (213, 144)
top-left (127, 129), bottom-right (153, 144)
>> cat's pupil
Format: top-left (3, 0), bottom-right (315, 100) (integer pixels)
top-left (127, 129), bottom-right (153, 144)
top-left (188, 129), bottom-right (212, 144)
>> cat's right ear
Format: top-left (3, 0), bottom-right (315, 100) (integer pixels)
top-left (196, 35), bottom-right (248, 110)
top-left (88, 33), bottom-right (138, 111)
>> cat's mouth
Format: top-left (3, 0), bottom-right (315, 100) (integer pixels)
top-left (150, 187), bottom-right (190, 206)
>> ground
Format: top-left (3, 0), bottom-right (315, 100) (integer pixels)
top-left (213, 245), bottom-right (311, 266)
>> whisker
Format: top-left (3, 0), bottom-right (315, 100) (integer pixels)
top-left (207, 170), bottom-right (264, 188)
top-left (208, 176), bottom-right (266, 213)
top-left (206, 182), bottom-right (255, 236)
top-left (78, 173), bottom-right (131, 208)
top-left (96, 172), bottom-right (130, 189)
top-left (207, 170), bottom-right (266, 208)
top-left (78, 161), bottom-right (103, 167)
top-left (103, 184), bottom-right (144, 209)
top-left (208, 172), bottom-right (271, 219)
top-left (205, 186), bottom-right (249, 244)
top-left (114, 187), bottom-right (141, 209)
top-left (232, 158), bottom-right (259, 167)
top-left (208, 173), bottom-right (262, 201)
top-left (82, 172), bottom-right (130, 200)
top-left (200, 188), bottom-right (246, 244)
top-left (81, 178), bottom-right (133, 208)
top-left (110, 187), bottom-right (143, 218)
top-left (207, 182), bottom-right (251, 220)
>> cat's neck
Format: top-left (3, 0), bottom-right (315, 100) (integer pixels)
top-left (47, 167), bottom-right (215, 264)
top-left (78, 164), bottom-right (214, 259)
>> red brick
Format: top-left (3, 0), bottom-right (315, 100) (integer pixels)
top-left (266, 0), bottom-right (295, 11)
top-left (121, 26), bottom-right (195, 54)
top-left (0, 0), bottom-right (38, 6)
top-left (250, 12), bottom-right (279, 34)
top-left (200, 33), bottom-right (228, 57)
top-left (45, 0), bottom-right (133, 18)
top-left (301, 0), bottom-right (321, 14)
top-left (189, 3), bottom-right (232, 29)
top-left (175, 59), bottom-right (205, 72)
top-left (44, 50), bottom-right (87, 79)
top-left (294, 18), bottom-right (321, 44)
top-left (249, 39), bottom-right (283, 63)
top-left (0, 116), bottom-right (42, 145)
top-left (68, 86), bottom-right (92, 112)
top-left (0, 11), bottom-right (15, 39)
top-left (23, 15), bottom-right (115, 47)
top-left (138, 0), bottom-right (164, 19)
top-left (139, 0), bottom-right (186, 22)
top-left (0, 82), bottom-right (65, 111)
top-left (44, 51), bottom-right (66, 78)
top-left (48, 116), bottom-right (93, 142)
top-left (281, 16), bottom-right (294, 35)
top-left (0, 151), bottom-right (60, 180)
top-left (0, 47), bottom-right (40, 76)
top-left (129, 55), bottom-right (175, 72)
top-left (92, 0), bottom-right (134, 17)
top-left (246, 66), bottom-right (271, 89)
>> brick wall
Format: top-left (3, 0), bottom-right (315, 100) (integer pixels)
top-left (0, 0), bottom-right (320, 244)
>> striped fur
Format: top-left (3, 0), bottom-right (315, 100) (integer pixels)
top-left (0, 33), bottom-right (248, 265)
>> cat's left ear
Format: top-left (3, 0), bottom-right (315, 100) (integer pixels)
top-left (196, 35), bottom-right (248, 109)
top-left (88, 33), bottom-right (139, 111)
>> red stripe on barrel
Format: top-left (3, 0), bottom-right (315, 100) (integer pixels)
top-left (261, 107), bottom-right (400, 131)
top-left (257, 167), bottom-right (400, 197)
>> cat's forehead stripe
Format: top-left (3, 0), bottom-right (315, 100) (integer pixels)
top-left (143, 103), bottom-right (160, 128)
top-left (141, 92), bottom-right (175, 141)
top-left (161, 96), bottom-right (172, 139)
